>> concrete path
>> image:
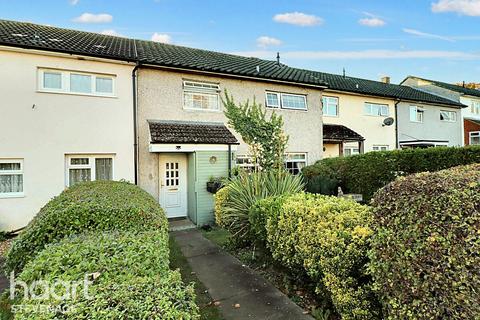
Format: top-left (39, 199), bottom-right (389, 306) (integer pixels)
top-left (172, 229), bottom-right (313, 320)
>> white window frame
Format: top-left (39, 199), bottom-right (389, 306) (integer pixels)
top-left (266, 91), bottom-right (308, 111)
top-left (0, 159), bottom-right (24, 198)
top-left (469, 131), bottom-right (480, 145)
top-left (364, 102), bottom-right (389, 117)
top-left (183, 80), bottom-right (220, 112)
top-left (322, 96), bottom-right (339, 117)
top-left (471, 101), bottom-right (480, 115)
top-left (440, 110), bottom-right (457, 122)
top-left (409, 106), bottom-right (424, 123)
top-left (38, 68), bottom-right (116, 97)
top-left (65, 155), bottom-right (115, 187)
top-left (284, 153), bottom-right (307, 175)
top-left (235, 154), bottom-right (256, 171)
top-left (372, 145), bottom-right (389, 152)
top-left (344, 146), bottom-right (360, 156)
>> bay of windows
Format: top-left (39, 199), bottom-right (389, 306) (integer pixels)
top-left (39, 68), bottom-right (115, 96)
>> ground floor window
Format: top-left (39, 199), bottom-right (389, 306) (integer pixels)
top-left (235, 154), bottom-right (256, 172)
top-left (0, 159), bottom-right (24, 197)
top-left (372, 145), bottom-right (389, 152)
top-left (66, 155), bottom-right (114, 186)
top-left (344, 147), bottom-right (360, 156)
top-left (285, 153), bottom-right (307, 175)
top-left (470, 131), bottom-right (480, 145)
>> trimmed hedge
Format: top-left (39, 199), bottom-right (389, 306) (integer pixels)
top-left (370, 164), bottom-right (480, 320)
top-left (303, 146), bottom-right (480, 200)
top-left (264, 193), bottom-right (379, 320)
top-left (5, 180), bottom-right (167, 273)
top-left (14, 231), bottom-right (199, 319)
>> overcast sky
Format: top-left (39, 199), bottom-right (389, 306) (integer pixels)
top-left (2, 0), bottom-right (480, 84)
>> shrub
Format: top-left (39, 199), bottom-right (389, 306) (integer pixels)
top-left (214, 184), bottom-right (231, 228)
top-left (215, 171), bottom-right (304, 242)
top-left (5, 180), bottom-right (167, 273)
top-left (13, 231), bottom-right (198, 319)
top-left (266, 193), bottom-right (379, 320)
top-left (302, 146), bottom-right (480, 200)
top-left (249, 195), bottom-right (288, 245)
top-left (369, 164), bottom-right (480, 320)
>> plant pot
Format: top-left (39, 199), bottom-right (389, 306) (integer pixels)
top-left (206, 181), bottom-right (223, 194)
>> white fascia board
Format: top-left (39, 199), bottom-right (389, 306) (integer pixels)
top-left (149, 144), bottom-right (238, 153)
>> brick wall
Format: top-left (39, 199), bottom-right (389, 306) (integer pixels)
top-left (464, 119), bottom-right (480, 145)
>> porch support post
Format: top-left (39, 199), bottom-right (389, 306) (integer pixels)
top-left (339, 141), bottom-right (344, 157)
top-left (228, 144), bottom-right (232, 178)
top-left (359, 140), bottom-right (365, 154)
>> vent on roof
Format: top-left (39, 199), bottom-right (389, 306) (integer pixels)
top-left (49, 38), bottom-right (62, 42)
top-left (93, 45), bottom-right (106, 49)
top-left (11, 33), bottom-right (27, 37)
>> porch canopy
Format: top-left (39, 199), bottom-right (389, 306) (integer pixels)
top-left (323, 124), bottom-right (365, 156)
top-left (148, 120), bottom-right (239, 152)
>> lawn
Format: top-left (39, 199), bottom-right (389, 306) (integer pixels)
top-left (168, 234), bottom-right (224, 320)
top-left (201, 227), bottom-right (334, 320)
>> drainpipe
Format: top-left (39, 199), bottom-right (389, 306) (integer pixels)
top-left (394, 100), bottom-right (400, 149)
top-left (227, 144), bottom-right (232, 178)
top-left (132, 62), bottom-right (140, 184)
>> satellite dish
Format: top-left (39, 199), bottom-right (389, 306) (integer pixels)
top-left (383, 117), bottom-right (394, 126)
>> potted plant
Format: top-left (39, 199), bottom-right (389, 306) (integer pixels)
top-left (206, 176), bottom-right (224, 194)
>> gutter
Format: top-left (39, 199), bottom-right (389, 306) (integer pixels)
top-left (394, 100), bottom-right (400, 149)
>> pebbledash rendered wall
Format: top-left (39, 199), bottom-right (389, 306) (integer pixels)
top-left (0, 48), bottom-right (135, 231)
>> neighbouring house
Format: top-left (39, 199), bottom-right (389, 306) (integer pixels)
top-left (0, 20), bottom-right (136, 231)
top-left (0, 20), bottom-right (327, 229)
top-left (402, 76), bottom-right (479, 146)
top-left (307, 74), bottom-right (464, 156)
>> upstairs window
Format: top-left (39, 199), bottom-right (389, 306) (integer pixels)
top-left (183, 80), bottom-right (220, 111)
top-left (364, 103), bottom-right (389, 116)
top-left (39, 69), bottom-right (115, 96)
top-left (470, 132), bottom-right (480, 145)
top-left (322, 96), bottom-right (338, 116)
top-left (266, 92), bottom-right (307, 110)
top-left (0, 159), bottom-right (24, 197)
top-left (440, 110), bottom-right (457, 122)
top-left (66, 155), bottom-right (114, 187)
top-left (410, 106), bottom-right (424, 123)
top-left (285, 153), bottom-right (307, 175)
top-left (471, 101), bottom-right (480, 115)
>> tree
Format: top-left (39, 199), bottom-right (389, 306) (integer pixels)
top-left (222, 90), bottom-right (288, 172)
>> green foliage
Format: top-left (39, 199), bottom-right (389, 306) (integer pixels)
top-left (5, 180), bottom-right (167, 273)
top-left (303, 146), bottom-right (480, 200)
top-left (249, 195), bottom-right (288, 245)
top-left (13, 231), bottom-right (199, 320)
top-left (214, 185), bottom-right (231, 228)
top-left (265, 193), bottom-right (380, 320)
top-left (223, 91), bottom-right (288, 171)
top-left (369, 164), bottom-right (480, 320)
top-left (214, 171), bottom-right (304, 242)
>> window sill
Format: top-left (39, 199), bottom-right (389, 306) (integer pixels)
top-left (267, 106), bottom-right (308, 112)
top-left (37, 90), bottom-right (117, 99)
top-left (410, 121), bottom-right (423, 123)
top-left (0, 193), bottom-right (25, 199)
top-left (183, 107), bottom-right (222, 113)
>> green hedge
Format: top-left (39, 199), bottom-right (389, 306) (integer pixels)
top-left (263, 193), bottom-right (379, 320)
top-left (5, 180), bottom-right (167, 273)
top-left (302, 146), bottom-right (480, 200)
top-left (13, 231), bottom-right (199, 319)
top-left (369, 164), bottom-right (480, 320)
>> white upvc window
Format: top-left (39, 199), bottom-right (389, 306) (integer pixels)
top-left (322, 96), bottom-right (338, 116)
top-left (364, 102), bottom-right (389, 116)
top-left (66, 155), bottom-right (114, 187)
top-left (0, 159), bottom-right (24, 198)
top-left (440, 110), bottom-right (457, 122)
top-left (409, 106), bottom-right (424, 123)
top-left (39, 69), bottom-right (115, 96)
top-left (235, 154), bottom-right (256, 172)
top-left (284, 153), bottom-right (307, 175)
top-left (344, 147), bottom-right (360, 156)
top-left (372, 145), bottom-right (389, 152)
top-left (183, 80), bottom-right (220, 111)
top-left (471, 101), bottom-right (480, 115)
top-left (470, 131), bottom-right (480, 145)
top-left (266, 92), bottom-right (307, 110)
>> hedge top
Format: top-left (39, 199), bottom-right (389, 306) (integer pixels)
top-left (5, 180), bottom-right (167, 273)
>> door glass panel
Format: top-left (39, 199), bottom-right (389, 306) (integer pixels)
top-left (165, 162), bottom-right (180, 187)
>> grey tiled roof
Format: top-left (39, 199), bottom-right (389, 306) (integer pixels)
top-left (323, 124), bottom-right (364, 142)
top-left (406, 76), bottom-right (480, 98)
top-left (149, 120), bottom-right (239, 145)
top-left (0, 19), bottom-right (466, 107)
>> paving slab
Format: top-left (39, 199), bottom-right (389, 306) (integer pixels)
top-left (172, 229), bottom-right (313, 320)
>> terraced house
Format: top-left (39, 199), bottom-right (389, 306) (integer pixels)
top-left (0, 19), bottom-right (466, 230)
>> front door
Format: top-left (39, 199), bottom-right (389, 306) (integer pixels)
top-left (159, 153), bottom-right (188, 218)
